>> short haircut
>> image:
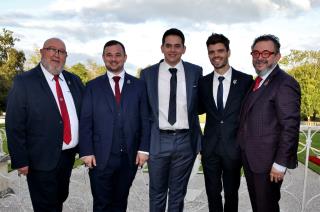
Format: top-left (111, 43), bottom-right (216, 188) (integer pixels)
top-left (251, 34), bottom-right (281, 53)
top-left (206, 33), bottom-right (230, 51)
top-left (103, 40), bottom-right (126, 54)
top-left (162, 28), bottom-right (185, 45)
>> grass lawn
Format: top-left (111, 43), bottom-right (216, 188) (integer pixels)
top-left (297, 133), bottom-right (320, 174)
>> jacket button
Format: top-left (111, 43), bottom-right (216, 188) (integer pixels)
top-left (220, 120), bottom-right (224, 124)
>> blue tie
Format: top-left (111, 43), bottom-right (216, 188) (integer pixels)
top-left (217, 76), bottom-right (225, 114)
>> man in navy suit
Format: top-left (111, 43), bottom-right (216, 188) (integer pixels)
top-left (6, 38), bottom-right (84, 212)
top-left (237, 34), bottom-right (301, 212)
top-left (198, 33), bottom-right (253, 212)
top-left (79, 40), bottom-right (150, 212)
top-left (140, 28), bottom-right (202, 212)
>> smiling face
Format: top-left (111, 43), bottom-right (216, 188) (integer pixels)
top-left (161, 35), bottom-right (186, 67)
top-left (252, 40), bottom-right (281, 76)
top-left (207, 43), bottom-right (230, 74)
top-left (102, 44), bottom-right (127, 75)
top-left (40, 38), bottom-right (67, 75)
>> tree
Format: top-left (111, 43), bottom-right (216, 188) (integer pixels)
top-left (280, 50), bottom-right (320, 121)
top-left (68, 63), bottom-right (90, 84)
top-left (0, 29), bottom-right (26, 113)
top-left (24, 47), bottom-right (41, 70)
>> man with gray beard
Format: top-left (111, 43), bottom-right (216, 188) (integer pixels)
top-left (237, 34), bottom-right (301, 212)
top-left (6, 38), bottom-right (84, 212)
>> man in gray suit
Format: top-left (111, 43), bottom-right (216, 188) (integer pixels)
top-left (140, 28), bottom-right (203, 212)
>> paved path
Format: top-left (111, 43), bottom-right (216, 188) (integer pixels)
top-left (0, 162), bottom-right (319, 212)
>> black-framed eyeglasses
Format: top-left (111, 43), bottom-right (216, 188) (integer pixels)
top-left (44, 47), bottom-right (67, 56)
top-left (251, 50), bottom-right (275, 58)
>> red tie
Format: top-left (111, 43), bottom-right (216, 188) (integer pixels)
top-left (54, 75), bottom-right (71, 144)
top-left (113, 76), bottom-right (121, 105)
top-left (253, 76), bottom-right (263, 91)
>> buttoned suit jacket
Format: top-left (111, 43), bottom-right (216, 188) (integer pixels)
top-left (79, 73), bottom-right (150, 170)
top-left (237, 65), bottom-right (301, 173)
top-left (6, 64), bottom-right (84, 171)
top-left (199, 68), bottom-right (253, 159)
top-left (140, 60), bottom-right (203, 155)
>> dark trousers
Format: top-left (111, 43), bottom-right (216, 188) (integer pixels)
top-left (26, 148), bottom-right (76, 212)
top-left (242, 153), bottom-right (282, 212)
top-left (149, 131), bottom-right (195, 212)
top-left (89, 153), bottom-right (137, 212)
top-left (202, 152), bottom-right (241, 212)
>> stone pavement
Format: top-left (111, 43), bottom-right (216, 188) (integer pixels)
top-left (0, 161), bottom-right (319, 212)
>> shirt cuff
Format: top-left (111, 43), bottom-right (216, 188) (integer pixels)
top-left (138, 151), bottom-right (149, 155)
top-left (273, 162), bottom-right (287, 173)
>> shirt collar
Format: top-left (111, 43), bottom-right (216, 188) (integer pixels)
top-left (40, 63), bottom-right (65, 82)
top-left (106, 69), bottom-right (125, 81)
top-left (214, 66), bottom-right (232, 81)
top-left (161, 60), bottom-right (183, 72)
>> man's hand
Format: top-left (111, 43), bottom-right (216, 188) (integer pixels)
top-left (81, 155), bottom-right (96, 168)
top-left (136, 152), bottom-right (149, 168)
top-left (270, 166), bottom-right (285, 183)
top-left (18, 166), bottom-right (29, 176)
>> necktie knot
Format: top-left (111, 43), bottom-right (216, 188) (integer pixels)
top-left (218, 76), bottom-right (225, 83)
top-left (54, 75), bottom-right (60, 82)
top-left (113, 76), bottom-right (121, 83)
top-left (253, 76), bottom-right (263, 91)
top-left (169, 68), bottom-right (177, 75)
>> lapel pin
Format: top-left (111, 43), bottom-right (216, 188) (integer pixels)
top-left (127, 79), bottom-right (131, 84)
top-left (67, 81), bottom-right (71, 85)
top-left (233, 79), bottom-right (237, 85)
top-left (264, 79), bottom-right (270, 86)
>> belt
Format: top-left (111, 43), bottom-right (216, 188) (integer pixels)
top-left (159, 129), bottom-right (189, 134)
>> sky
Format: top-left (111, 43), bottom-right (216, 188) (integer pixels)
top-left (1, 0), bottom-right (320, 76)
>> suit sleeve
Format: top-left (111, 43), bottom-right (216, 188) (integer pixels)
top-left (79, 84), bottom-right (94, 157)
top-left (274, 77), bottom-right (301, 168)
top-left (5, 76), bottom-right (29, 169)
top-left (138, 81), bottom-right (151, 152)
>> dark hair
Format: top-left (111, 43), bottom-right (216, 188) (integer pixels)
top-left (162, 28), bottom-right (185, 45)
top-left (103, 40), bottom-right (126, 54)
top-left (206, 33), bottom-right (230, 51)
top-left (251, 34), bottom-right (280, 53)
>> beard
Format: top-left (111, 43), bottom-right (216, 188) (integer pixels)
top-left (254, 60), bottom-right (277, 76)
top-left (41, 59), bottom-right (64, 75)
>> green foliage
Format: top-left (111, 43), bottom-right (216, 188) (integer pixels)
top-left (24, 47), bottom-right (41, 70)
top-left (0, 29), bottom-right (26, 113)
top-left (68, 63), bottom-right (90, 83)
top-left (281, 50), bottom-right (320, 120)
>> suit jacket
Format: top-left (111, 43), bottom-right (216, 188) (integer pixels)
top-left (6, 64), bottom-right (84, 171)
top-left (140, 60), bottom-right (203, 155)
top-left (199, 68), bottom-right (253, 159)
top-left (79, 73), bottom-right (150, 170)
top-left (237, 65), bottom-right (301, 173)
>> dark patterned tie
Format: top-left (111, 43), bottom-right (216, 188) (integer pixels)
top-left (54, 75), bottom-right (71, 144)
top-left (217, 76), bottom-right (225, 114)
top-left (168, 68), bottom-right (177, 125)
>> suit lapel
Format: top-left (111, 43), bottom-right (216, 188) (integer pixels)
top-left (245, 66), bottom-right (280, 114)
top-left (183, 62), bottom-right (195, 111)
top-left (120, 73), bottom-right (132, 113)
top-left (223, 69), bottom-right (238, 114)
top-left (36, 65), bottom-right (61, 116)
top-left (150, 64), bottom-right (160, 116)
top-left (100, 73), bottom-right (116, 112)
top-left (62, 71), bottom-right (80, 115)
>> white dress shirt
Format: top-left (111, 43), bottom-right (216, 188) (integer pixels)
top-left (41, 63), bottom-right (79, 150)
top-left (158, 60), bottom-right (189, 130)
top-left (106, 70), bottom-right (125, 94)
top-left (212, 67), bottom-right (232, 109)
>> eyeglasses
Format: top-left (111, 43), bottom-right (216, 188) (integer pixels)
top-left (251, 50), bottom-right (275, 58)
top-left (44, 47), bottom-right (67, 56)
